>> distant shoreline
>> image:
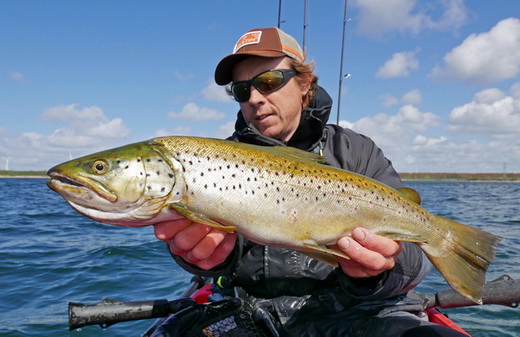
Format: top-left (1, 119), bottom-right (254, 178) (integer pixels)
top-left (399, 172), bottom-right (520, 181)
top-left (1, 171), bottom-right (519, 181)
top-left (0, 176), bottom-right (48, 179)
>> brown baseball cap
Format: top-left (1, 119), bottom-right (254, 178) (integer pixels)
top-left (214, 27), bottom-right (305, 85)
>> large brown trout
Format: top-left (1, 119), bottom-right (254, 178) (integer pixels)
top-left (47, 136), bottom-right (501, 304)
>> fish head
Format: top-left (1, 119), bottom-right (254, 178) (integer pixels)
top-left (47, 141), bottom-right (179, 226)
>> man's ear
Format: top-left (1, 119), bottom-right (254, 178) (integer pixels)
top-left (299, 73), bottom-right (313, 96)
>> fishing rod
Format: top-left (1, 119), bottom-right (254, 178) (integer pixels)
top-left (68, 275), bottom-right (207, 331)
top-left (68, 274), bottom-right (519, 332)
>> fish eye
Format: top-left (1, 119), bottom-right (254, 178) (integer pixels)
top-left (92, 160), bottom-right (108, 174)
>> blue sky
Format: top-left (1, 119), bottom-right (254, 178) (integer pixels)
top-left (1, 0), bottom-right (519, 173)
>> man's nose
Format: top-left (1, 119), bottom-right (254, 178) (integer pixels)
top-left (247, 86), bottom-right (265, 103)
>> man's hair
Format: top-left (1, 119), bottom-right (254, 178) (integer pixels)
top-left (289, 57), bottom-right (318, 108)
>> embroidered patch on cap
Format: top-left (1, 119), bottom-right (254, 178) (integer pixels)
top-left (233, 31), bottom-right (262, 54)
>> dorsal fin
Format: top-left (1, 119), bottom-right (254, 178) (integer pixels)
top-left (397, 187), bottom-right (422, 205)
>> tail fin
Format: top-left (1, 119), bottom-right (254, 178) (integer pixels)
top-left (425, 217), bottom-right (502, 304)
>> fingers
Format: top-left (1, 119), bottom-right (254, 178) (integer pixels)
top-left (153, 217), bottom-right (237, 271)
top-left (189, 232), bottom-right (238, 270)
top-left (154, 218), bottom-right (192, 241)
top-left (335, 227), bottom-right (402, 278)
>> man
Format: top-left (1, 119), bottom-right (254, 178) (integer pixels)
top-left (153, 28), bottom-right (468, 336)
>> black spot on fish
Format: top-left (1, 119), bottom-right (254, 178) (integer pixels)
top-left (158, 159), bottom-right (163, 162)
top-left (156, 171), bottom-right (160, 175)
top-left (161, 187), bottom-right (165, 192)
top-left (125, 165), bottom-right (129, 169)
top-left (147, 186), bottom-right (152, 190)
top-left (137, 159), bottom-right (141, 162)
top-left (169, 173), bottom-right (174, 178)
top-left (147, 159), bottom-right (151, 162)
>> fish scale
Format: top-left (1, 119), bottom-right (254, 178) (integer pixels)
top-left (47, 136), bottom-right (502, 304)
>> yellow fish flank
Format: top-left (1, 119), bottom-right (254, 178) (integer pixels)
top-left (47, 136), bottom-right (501, 304)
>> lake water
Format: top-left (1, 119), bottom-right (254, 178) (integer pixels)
top-left (0, 178), bottom-right (519, 336)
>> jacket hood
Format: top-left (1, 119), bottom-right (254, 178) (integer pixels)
top-left (232, 85), bottom-right (333, 151)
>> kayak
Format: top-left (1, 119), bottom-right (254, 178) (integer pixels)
top-left (142, 279), bottom-right (473, 337)
top-left (70, 274), bottom-right (520, 336)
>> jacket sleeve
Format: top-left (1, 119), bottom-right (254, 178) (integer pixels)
top-left (323, 126), bottom-right (432, 299)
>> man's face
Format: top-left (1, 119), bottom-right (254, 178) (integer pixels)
top-left (232, 57), bottom-right (310, 142)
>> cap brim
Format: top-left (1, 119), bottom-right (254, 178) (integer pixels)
top-left (214, 50), bottom-right (287, 85)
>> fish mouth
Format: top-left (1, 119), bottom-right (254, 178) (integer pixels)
top-left (47, 171), bottom-right (118, 202)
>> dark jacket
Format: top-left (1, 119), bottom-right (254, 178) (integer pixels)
top-left (172, 86), bottom-right (431, 331)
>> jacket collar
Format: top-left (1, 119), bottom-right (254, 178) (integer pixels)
top-left (232, 85), bottom-right (333, 151)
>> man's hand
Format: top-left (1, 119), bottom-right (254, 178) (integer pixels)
top-left (153, 214), bottom-right (237, 271)
top-left (330, 227), bottom-right (402, 278)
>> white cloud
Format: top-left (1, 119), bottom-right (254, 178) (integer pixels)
top-left (40, 104), bottom-right (130, 145)
top-left (353, 0), bottom-right (468, 37)
top-left (379, 94), bottom-right (400, 107)
top-left (376, 51), bottom-right (419, 78)
top-left (153, 126), bottom-right (193, 138)
top-left (401, 89), bottom-right (422, 105)
top-left (201, 81), bottom-right (233, 103)
top-left (168, 102), bottom-right (225, 121)
top-left (380, 89), bottom-right (422, 107)
top-left (215, 121), bottom-right (235, 139)
top-left (338, 94), bottom-right (520, 173)
top-left (448, 83), bottom-right (520, 136)
top-left (0, 104), bottom-right (131, 170)
top-left (344, 105), bottom-right (439, 149)
top-left (431, 18), bottom-right (520, 85)
top-left (400, 136), bottom-right (520, 173)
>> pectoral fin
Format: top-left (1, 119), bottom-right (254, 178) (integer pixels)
top-left (298, 242), bottom-right (352, 267)
top-left (170, 205), bottom-right (236, 233)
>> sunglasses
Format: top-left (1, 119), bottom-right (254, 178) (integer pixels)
top-left (231, 69), bottom-right (298, 102)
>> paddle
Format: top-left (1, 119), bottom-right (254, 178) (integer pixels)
top-left (421, 274), bottom-right (519, 309)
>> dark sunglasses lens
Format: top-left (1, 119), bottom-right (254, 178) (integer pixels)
top-left (231, 82), bottom-right (250, 102)
top-left (254, 71), bottom-right (285, 93)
